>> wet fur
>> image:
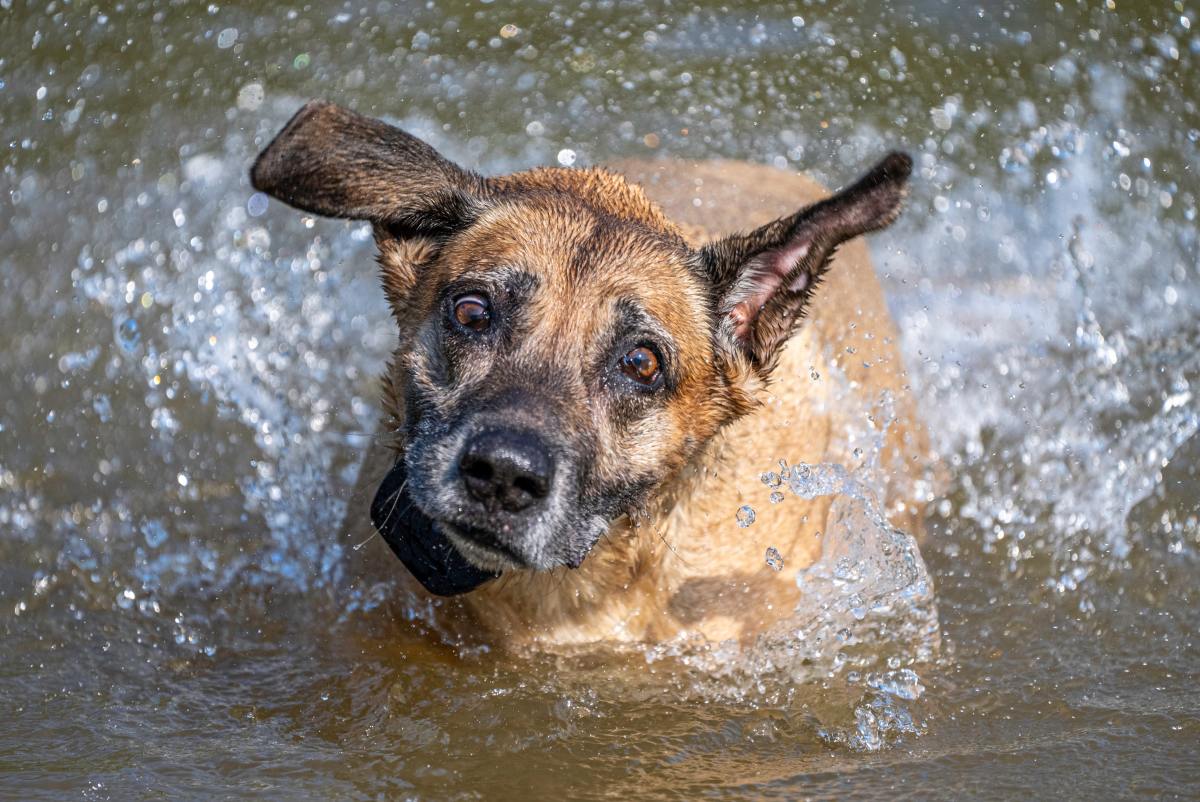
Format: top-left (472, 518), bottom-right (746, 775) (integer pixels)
top-left (252, 102), bottom-right (931, 648)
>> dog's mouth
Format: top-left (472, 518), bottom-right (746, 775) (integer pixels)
top-left (369, 460), bottom-right (500, 597)
top-left (439, 522), bottom-right (530, 572)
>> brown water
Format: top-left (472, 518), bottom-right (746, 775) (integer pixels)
top-left (3, 0), bottom-right (1199, 798)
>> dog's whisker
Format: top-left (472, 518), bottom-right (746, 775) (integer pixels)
top-left (637, 509), bottom-right (688, 568)
top-left (378, 479), bottom-right (409, 530)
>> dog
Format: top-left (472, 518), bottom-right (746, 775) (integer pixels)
top-left (251, 101), bottom-right (929, 648)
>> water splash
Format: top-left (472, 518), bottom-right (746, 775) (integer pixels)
top-left (928, 212), bottom-right (1200, 603)
top-left (822, 668), bottom-right (928, 752)
top-left (645, 388), bottom-right (938, 744)
top-left (776, 460), bottom-right (939, 670)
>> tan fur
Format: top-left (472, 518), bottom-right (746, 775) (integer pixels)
top-left (341, 159), bottom-right (930, 649)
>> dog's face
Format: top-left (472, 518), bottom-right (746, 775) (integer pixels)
top-left (252, 101), bottom-right (910, 595)
top-left (381, 195), bottom-right (713, 576)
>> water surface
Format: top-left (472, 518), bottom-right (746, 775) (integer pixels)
top-left (2, 0), bottom-right (1198, 798)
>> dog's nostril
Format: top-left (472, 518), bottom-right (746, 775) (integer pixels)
top-left (461, 458), bottom-right (494, 483)
top-left (512, 474), bottom-right (547, 499)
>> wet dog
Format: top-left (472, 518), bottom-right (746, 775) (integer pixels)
top-left (251, 101), bottom-right (929, 647)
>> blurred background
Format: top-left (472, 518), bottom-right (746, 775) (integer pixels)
top-left (1, 1), bottom-right (1198, 799)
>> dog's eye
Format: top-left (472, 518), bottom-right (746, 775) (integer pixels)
top-left (620, 346), bottom-right (661, 386)
top-left (452, 294), bottom-right (491, 332)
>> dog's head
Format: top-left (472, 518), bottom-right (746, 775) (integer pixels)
top-left (252, 101), bottom-right (910, 595)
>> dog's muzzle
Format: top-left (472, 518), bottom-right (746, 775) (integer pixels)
top-left (369, 460), bottom-right (499, 596)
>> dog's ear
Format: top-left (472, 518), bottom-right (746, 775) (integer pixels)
top-left (700, 152), bottom-right (911, 376)
top-left (250, 100), bottom-right (487, 237)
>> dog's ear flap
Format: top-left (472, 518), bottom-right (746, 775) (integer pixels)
top-left (250, 100), bottom-right (487, 236)
top-left (700, 152), bottom-right (911, 376)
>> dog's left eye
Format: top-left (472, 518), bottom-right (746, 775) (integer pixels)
top-left (452, 294), bottom-right (491, 333)
top-left (620, 346), bottom-right (661, 386)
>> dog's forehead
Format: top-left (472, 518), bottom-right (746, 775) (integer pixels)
top-left (444, 194), bottom-right (709, 335)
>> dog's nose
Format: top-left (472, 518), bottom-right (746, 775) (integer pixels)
top-left (458, 429), bottom-right (555, 514)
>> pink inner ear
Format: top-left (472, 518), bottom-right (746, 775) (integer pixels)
top-left (728, 240), bottom-right (811, 342)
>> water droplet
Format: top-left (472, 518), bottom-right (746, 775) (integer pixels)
top-left (849, 593), bottom-right (867, 620)
top-left (769, 491), bottom-right (785, 504)
top-left (557, 148), bottom-right (577, 166)
top-left (736, 505), bottom-right (756, 528)
top-left (765, 546), bottom-right (784, 570)
top-left (116, 318), bottom-right (141, 352)
top-left (247, 192), bottom-right (269, 217)
top-left (867, 668), bottom-right (924, 700)
top-left (142, 520), bottom-right (169, 549)
top-left (238, 83), bottom-right (264, 112)
top-left (91, 394), bottom-right (112, 422)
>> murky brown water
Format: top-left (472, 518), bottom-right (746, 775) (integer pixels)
top-left (3, 1), bottom-right (1199, 799)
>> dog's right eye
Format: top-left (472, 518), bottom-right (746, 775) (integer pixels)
top-left (452, 294), bottom-right (492, 333)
